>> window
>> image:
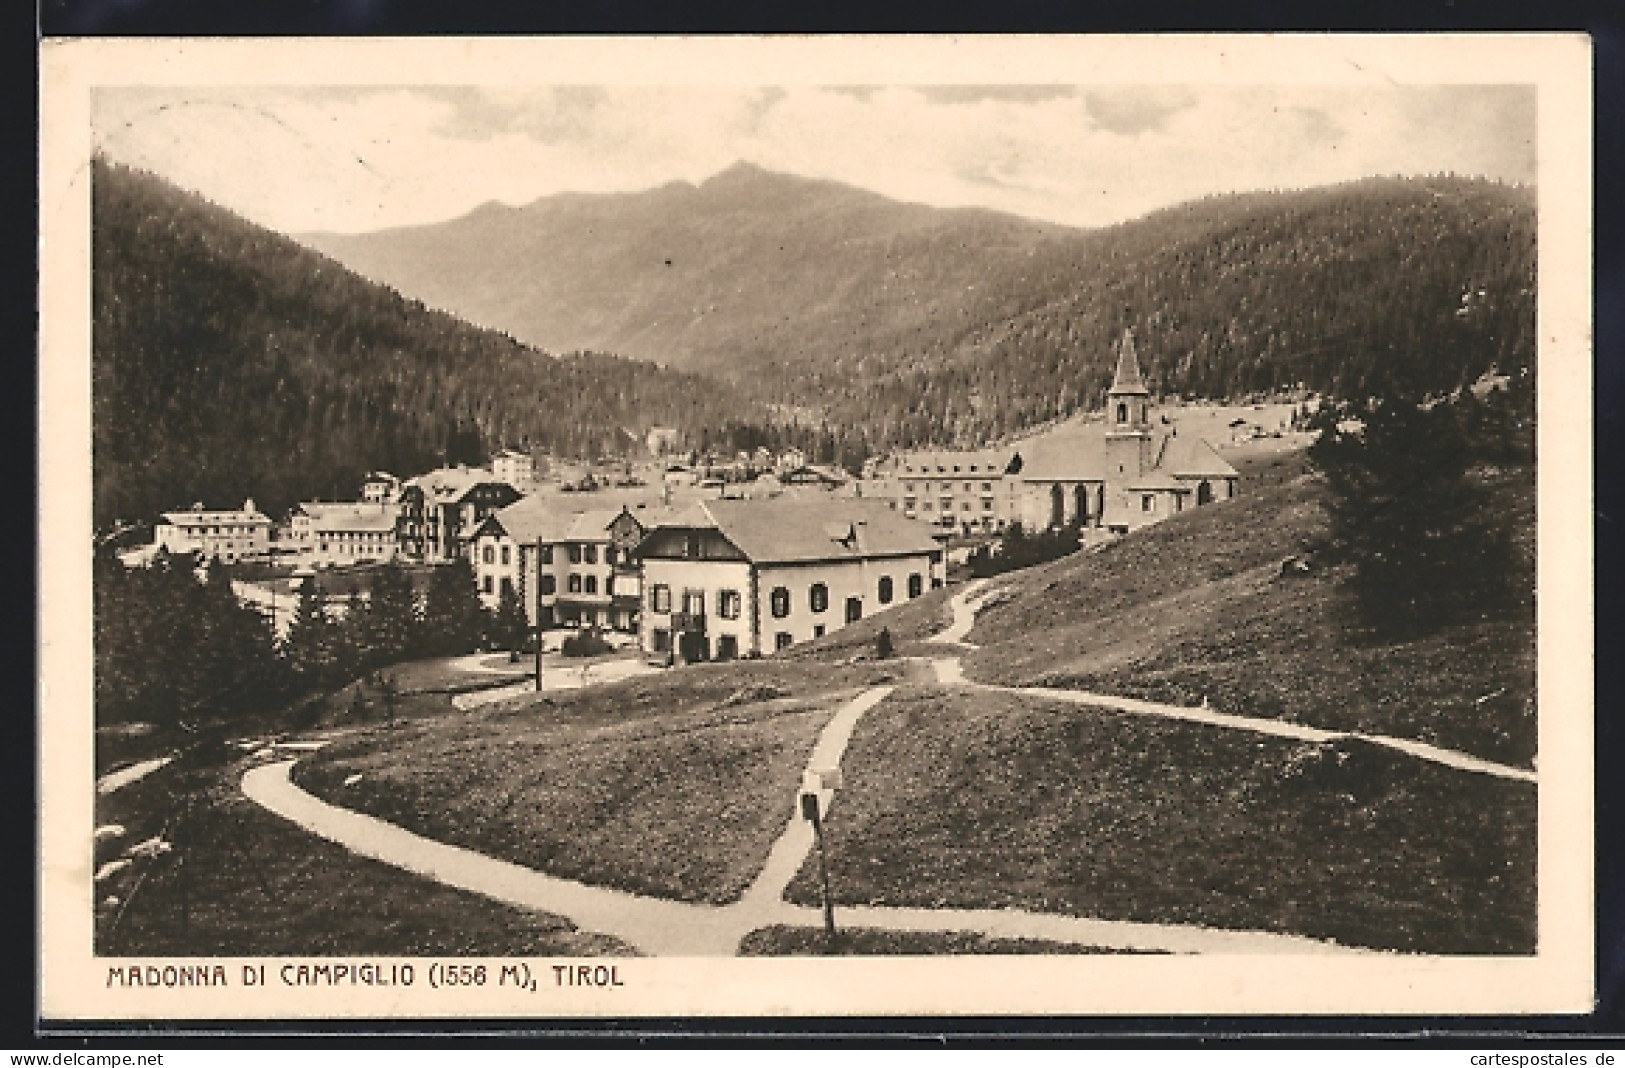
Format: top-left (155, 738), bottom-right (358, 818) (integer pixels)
top-left (540, 575), bottom-right (556, 595)
top-left (539, 545), bottom-right (554, 564)
top-left (1142, 495), bottom-right (1155, 512)
top-left (584, 544), bottom-right (598, 564)
top-left (845, 597), bottom-right (862, 623)
top-left (652, 584), bottom-right (672, 613)
top-left (878, 576), bottom-right (894, 604)
top-left (775, 632), bottom-right (793, 651)
top-left (568, 574), bottom-right (583, 593)
top-left (652, 628), bottom-right (670, 652)
top-left (907, 573), bottom-right (923, 599)
top-left (718, 589), bottom-right (741, 620)
top-left (500, 577), bottom-right (513, 596)
top-left (605, 575), bottom-right (615, 596)
top-left (500, 545), bottom-right (510, 566)
top-left (584, 575), bottom-right (598, 595)
top-left (685, 532), bottom-right (702, 559)
top-left (482, 575), bottom-right (494, 594)
top-left (1117, 402), bottom-right (1128, 423)
top-left (963, 502), bottom-right (972, 512)
top-left (770, 586), bottom-right (790, 618)
top-left (964, 482), bottom-right (972, 492)
top-left (809, 583), bottom-right (829, 613)
top-left (716, 635), bottom-right (738, 661)
top-left (903, 482), bottom-right (913, 492)
top-left (813, 625), bottom-right (826, 638)
top-left (568, 544), bottom-right (582, 564)
top-left (482, 545), bottom-right (495, 565)
top-left (682, 589), bottom-right (704, 615)
top-left (606, 546), bottom-right (618, 565)
top-left (982, 482), bottom-right (992, 492)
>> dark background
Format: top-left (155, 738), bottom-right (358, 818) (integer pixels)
top-left (21, 0), bottom-right (1625, 1047)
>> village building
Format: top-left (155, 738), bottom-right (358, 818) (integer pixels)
top-left (360, 471), bottom-right (400, 503)
top-left (153, 499), bottom-right (272, 564)
top-left (491, 449), bottom-right (536, 488)
top-left (286, 501), bottom-right (401, 568)
top-left (869, 330), bottom-right (1238, 536)
top-left (395, 466), bottom-right (524, 564)
top-left (635, 497), bottom-right (945, 663)
top-left (645, 426), bottom-right (682, 457)
top-left (472, 499), bottom-right (685, 633)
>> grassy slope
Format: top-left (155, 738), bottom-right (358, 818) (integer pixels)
top-left (298, 658), bottom-right (910, 904)
top-left (958, 450), bottom-right (1536, 767)
top-left (784, 688), bottom-right (1535, 954)
top-left (97, 762), bottom-right (633, 957)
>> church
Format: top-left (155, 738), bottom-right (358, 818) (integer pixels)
top-left (872, 330), bottom-right (1239, 536)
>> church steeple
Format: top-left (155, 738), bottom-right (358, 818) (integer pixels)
top-left (1110, 328), bottom-right (1150, 396)
top-left (1105, 328), bottom-right (1153, 478)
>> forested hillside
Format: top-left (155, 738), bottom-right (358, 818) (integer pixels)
top-left (92, 159), bottom-right (761, 528)
top-left (305, 164), bottom-right (1536, 451)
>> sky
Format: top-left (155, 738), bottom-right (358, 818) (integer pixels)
top-left (91, 83), bottom-right (1537, 235)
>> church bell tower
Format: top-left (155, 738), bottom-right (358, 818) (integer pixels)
top-left (1104, 329), bottom-right (1153, 479)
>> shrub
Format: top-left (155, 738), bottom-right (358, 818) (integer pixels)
top-left (560, 629), bottom-right (613, 658)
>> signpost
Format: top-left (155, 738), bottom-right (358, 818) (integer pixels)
top-left (800, 766), bottom-right (844, 952)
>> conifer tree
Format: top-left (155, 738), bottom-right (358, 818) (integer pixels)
top-left (487, 582), bottom-right (530, 655)
top-left (420, 558), bottom-right (484, 657)
top-left (284, 581), bottom-right (341, 688)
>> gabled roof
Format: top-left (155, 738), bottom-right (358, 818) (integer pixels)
top-left (405, 466), bottom-right (514, 504)
top-left (1017, 426), bottom-right (1110, 481)
top-left (1155, 434), bottom-right (1239, 479)
top-left (700, 498), bottom-right (940, 565)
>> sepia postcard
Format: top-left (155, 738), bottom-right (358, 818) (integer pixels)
top-left (38, 34), bottom-right (1594, 1022)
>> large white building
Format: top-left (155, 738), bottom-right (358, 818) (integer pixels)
top-left (870, 331), bottom-right (1238, 535)
top-left (154, 499), bottom-right (272, 564)
top-left (287, 501), bottom-right (401, 568)
top-left (635, 497), bottom-right (944, 662)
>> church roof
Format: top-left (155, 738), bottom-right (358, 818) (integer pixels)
top-left (1109, 329), bottom-right (1150, 396)
top-left (1154, 434), bottom-right (1239, 479)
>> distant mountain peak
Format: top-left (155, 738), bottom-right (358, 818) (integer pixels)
top-left (703, 160), bottom-right (774, 185)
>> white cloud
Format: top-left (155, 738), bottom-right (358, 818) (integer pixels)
top-left (92, 83), bottom-right (1535, 235)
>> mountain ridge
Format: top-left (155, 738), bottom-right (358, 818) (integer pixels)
top-left (298, 163), bottom-right (1535, 441)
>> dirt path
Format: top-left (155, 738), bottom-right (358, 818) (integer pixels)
top-left (97, 757), bottom-right (173, 796)
top-left (239, 572), bottom-right (1494, 955)
top-left (925, 579), bottom-right (991, 647)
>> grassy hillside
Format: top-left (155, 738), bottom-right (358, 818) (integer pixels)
top-left (305, 164), bottom-right (1535, 450)
top-left (783, 686), bottom-right (1533, 954)
top-left (297, 658), bottom-right (912, 903)
top-left (957, 448), bottom-right (1536, 767)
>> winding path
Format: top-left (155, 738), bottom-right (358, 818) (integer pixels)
top-left (925, 586), bottom-right (1536, 785)
top-left (240, 577), bottom-right (1522, 956)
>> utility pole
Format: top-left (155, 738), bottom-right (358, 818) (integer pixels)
top-left (534, 537), bottom-right (545, 693)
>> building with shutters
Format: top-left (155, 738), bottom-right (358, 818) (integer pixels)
top-left (287, 501), bottom-right (401, 568)
top-left (635, 497), bottom-right (944, 662)
top-left (395, 466), bottom-right (524, 564)
top-left (153, 499), bottom-right (273, 564)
